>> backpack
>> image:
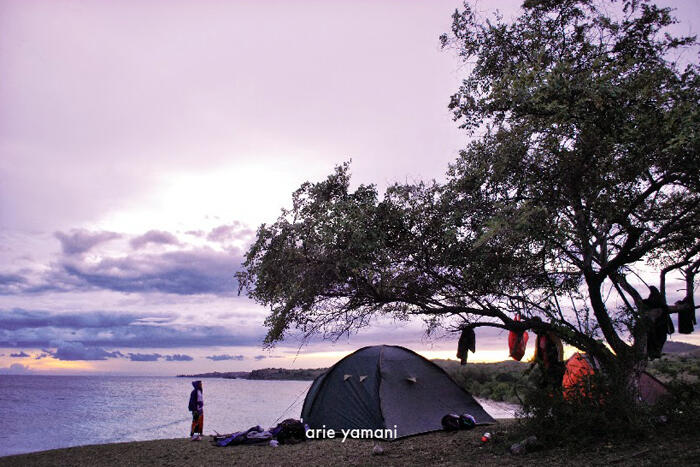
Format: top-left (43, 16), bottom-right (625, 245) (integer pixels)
top-left (274, 419), bottom-right (307, 444)
top-left (441, 413), bottom-right (461, 431)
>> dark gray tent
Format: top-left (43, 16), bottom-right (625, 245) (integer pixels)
top-left (301, 345), bottom-right (495, 439)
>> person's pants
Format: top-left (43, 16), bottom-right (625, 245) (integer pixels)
top-left (191, 411), bottom-right (204, 435)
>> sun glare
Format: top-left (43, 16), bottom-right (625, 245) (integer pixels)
top-left (94, 157), bottom-right (331, 235)
top-left (31, 358), bottom-right (95, 373)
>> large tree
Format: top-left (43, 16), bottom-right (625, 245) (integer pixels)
top-left (238, 0), bottom-right (699, 377)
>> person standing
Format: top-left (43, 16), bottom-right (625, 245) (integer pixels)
top-left (188, 380), bottom-right (203, 440)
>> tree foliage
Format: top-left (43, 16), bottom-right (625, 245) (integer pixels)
top-left (238, 0), bottom-right (699, 373)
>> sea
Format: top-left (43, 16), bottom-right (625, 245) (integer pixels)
top-left (0, 375), bottom-right (517, 457)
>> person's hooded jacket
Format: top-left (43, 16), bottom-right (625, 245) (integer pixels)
top-left (188, 381), bottom-right (203, 413)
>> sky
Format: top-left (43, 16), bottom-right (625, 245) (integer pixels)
top-left (1, 0), bottom-right (698, 375)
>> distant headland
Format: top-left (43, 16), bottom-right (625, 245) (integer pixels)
top-left (176, 368), bottom-right (326, 381)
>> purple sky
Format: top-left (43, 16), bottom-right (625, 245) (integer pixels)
top-left (1, 0), bottom-right (698, 375)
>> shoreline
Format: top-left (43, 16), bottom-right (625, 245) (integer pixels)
top-left (0, 425), bottom-right (508, 466)
top-left (0, 420), bottom-right (511, 460)
top-left (2, 419), bottom-right (698, 466)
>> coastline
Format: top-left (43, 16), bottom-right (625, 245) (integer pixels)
top-left (2, 419), bottom-right (698, 466)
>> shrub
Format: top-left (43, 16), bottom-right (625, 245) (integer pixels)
top-left (517, 370), bottom-right (655, 446)
top-left (653, 379), bottom-right (700, 430)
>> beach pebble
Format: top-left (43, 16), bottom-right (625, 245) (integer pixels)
top-left (269, 440), bottom-right (279, 447)
top-left (510, 442), bottom-right (525, 455)
top-left (510, 436), bottom-right (542, 455)
top-left (372, 444), bottom-right (384, 456)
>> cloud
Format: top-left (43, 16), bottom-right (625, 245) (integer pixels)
top-left (0, 271), bottom-right (40, 295)
top-left (52, 341), bottom-right (123, 361)
top-left (0, 363), bottom-right (33, 375)
top-left (165, 354), bottom-right (193, 361)
top-left (0, 309), bottom-right (264, 348)
top-left (0, 308), bottom-right (155, 331)
top-left (0, 273), bottom-right (27, 294)
top-left (0, 274), bottom-right (26, 285)
top-left (253, 355), bottom-right (284, 360)
top-left (1, 226), bottom-right (246, 296)
top-left (58, 248), bottom-right (239, 295)
top-left (131, 230), bottom-right (180, 249)
top-left (0, 308), bottom-right (470, 354)
top-left (10, 351), bottom-right (29, 357)
top-left (207, 222), bottom-right (254, 243)
top-left (128, 353), bottom-right (162, 362)
top-left (54, 229), bottom-right (121, 255)
top-left (206, 354), bottom-right (244, 361)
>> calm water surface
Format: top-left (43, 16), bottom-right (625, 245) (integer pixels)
top-left (0, 376), bottom-right (311, 457)
top-left (0, 375), bottom-right (516, 457)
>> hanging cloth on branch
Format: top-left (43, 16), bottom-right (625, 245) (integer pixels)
top-left (644, 286), bottom-right (673, 359)
top-left (676, 297), bottom-right (696, 335)
top-left (456, 326), bottom-right (476, 365)
top-left (508, 314), bottom-right (529, 361)
top-left (533, 331), bottom-right (563, 370)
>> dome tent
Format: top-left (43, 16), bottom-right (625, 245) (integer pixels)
top-left (301, 345), bottom-right (495, 439)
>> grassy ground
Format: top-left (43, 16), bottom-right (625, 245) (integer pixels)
top-left (2, 419), bottom-right (698, 466)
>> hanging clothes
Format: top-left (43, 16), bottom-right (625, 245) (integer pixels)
top-left (553, 334), bottom-right (564, 362)
top-left (676, 297), bottom-right (696, 334)
top-left (533, 331), bottom-right (565, 389)
top-left (508, 314), bottom-right (529, 361)
top-left (644, 287), bottom-right (673, 359)
top-left (456, 326), bottom-right (476, 365)
top-left (533, 332), bottom-right (563, 370)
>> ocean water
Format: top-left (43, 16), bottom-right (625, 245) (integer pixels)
top-left (0, 376), bottom-right (311, 457)
top-left (0, 375), bottom-right (517, 457)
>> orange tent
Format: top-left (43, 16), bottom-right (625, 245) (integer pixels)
top-left (562, 352), bottom-right (669, 404)
top-left (562, 353), bottom-right (596, 400)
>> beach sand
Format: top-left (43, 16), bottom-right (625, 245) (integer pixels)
top-left (1, 419), bottom-right (698, 466)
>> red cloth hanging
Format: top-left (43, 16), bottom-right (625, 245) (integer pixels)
top-left (508, 314), bottom-right (529, 361)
